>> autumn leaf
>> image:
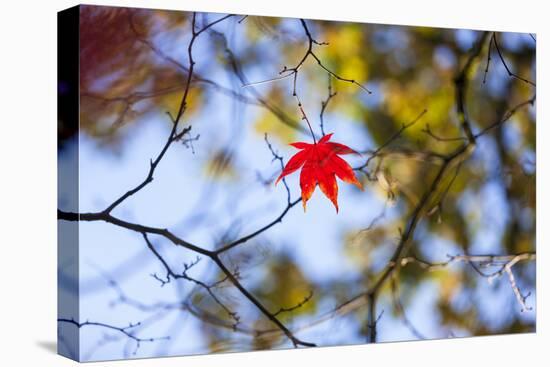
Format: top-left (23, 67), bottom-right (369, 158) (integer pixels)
top-left (276, 133), bottom-right (363, 212)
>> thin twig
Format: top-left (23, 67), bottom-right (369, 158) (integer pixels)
top-left (475, 95), bottom-right (536, 138)
top-left (455, 31), bottom-right (490, 142)
top-left (422, 123), bottom-right (467, 143)
top-left (215, 198), bottom-right (301, 254)
top-left (401, 252), bottom-right (535, 312)
top-left (320, 74), bottom-right (337, 136)
top-left (492, 33), bottom-right (536, 87)
top-left (356, 109), bottom-right (428, 172)
top-left (265, 134), bottom-right (292, 204)
top-left (143, 233), bottom-right (241, 328)
top-left (483, 34), bottom-right (493, 84)
top-left (243, 19), bottom-right (371, 95)
top-left (58, 318), bottom-right (169, 356)
top-left (273, 291), bottom-right (314, 317)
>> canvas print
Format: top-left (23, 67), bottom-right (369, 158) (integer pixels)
top-left (57, 4), bottom-right (536, 362)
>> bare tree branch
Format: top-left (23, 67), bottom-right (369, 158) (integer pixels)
top-left (142, 233), bottom-right (241, 328)
top-left (422, 123), bottom-right (468, 143)
top-left (244, 19), bottom-right (371, 95)
top-left (355, 108), bottom-right (428, 175)
top-left (492, 33), bottom-right (536, 87)
top-left (320, 74), bottom-right (337, 136)
top-left (455, 31), bottom-right (490, 143)
top-left (401, 252), bottom-right (536, 312)
top-left (483, 34), bottom-right (493, 84)
top-left (207, 28), bottom-right (308, 134)
top-left (273, 291), bottom-right (314, 317)
top-left (58, 318), bottom-right (170, 356)
top-left (475, 95), bottom-right (536, 138)
top-left (103, 13), bottom-right (235, 214)
top-left (264, 133), bottom-right (292, 204)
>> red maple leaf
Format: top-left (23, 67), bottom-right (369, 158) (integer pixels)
top-left (276, 133), bottom-right (363, 212)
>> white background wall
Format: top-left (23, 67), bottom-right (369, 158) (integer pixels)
top-left (0, 0), bottom-right (546, 365)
